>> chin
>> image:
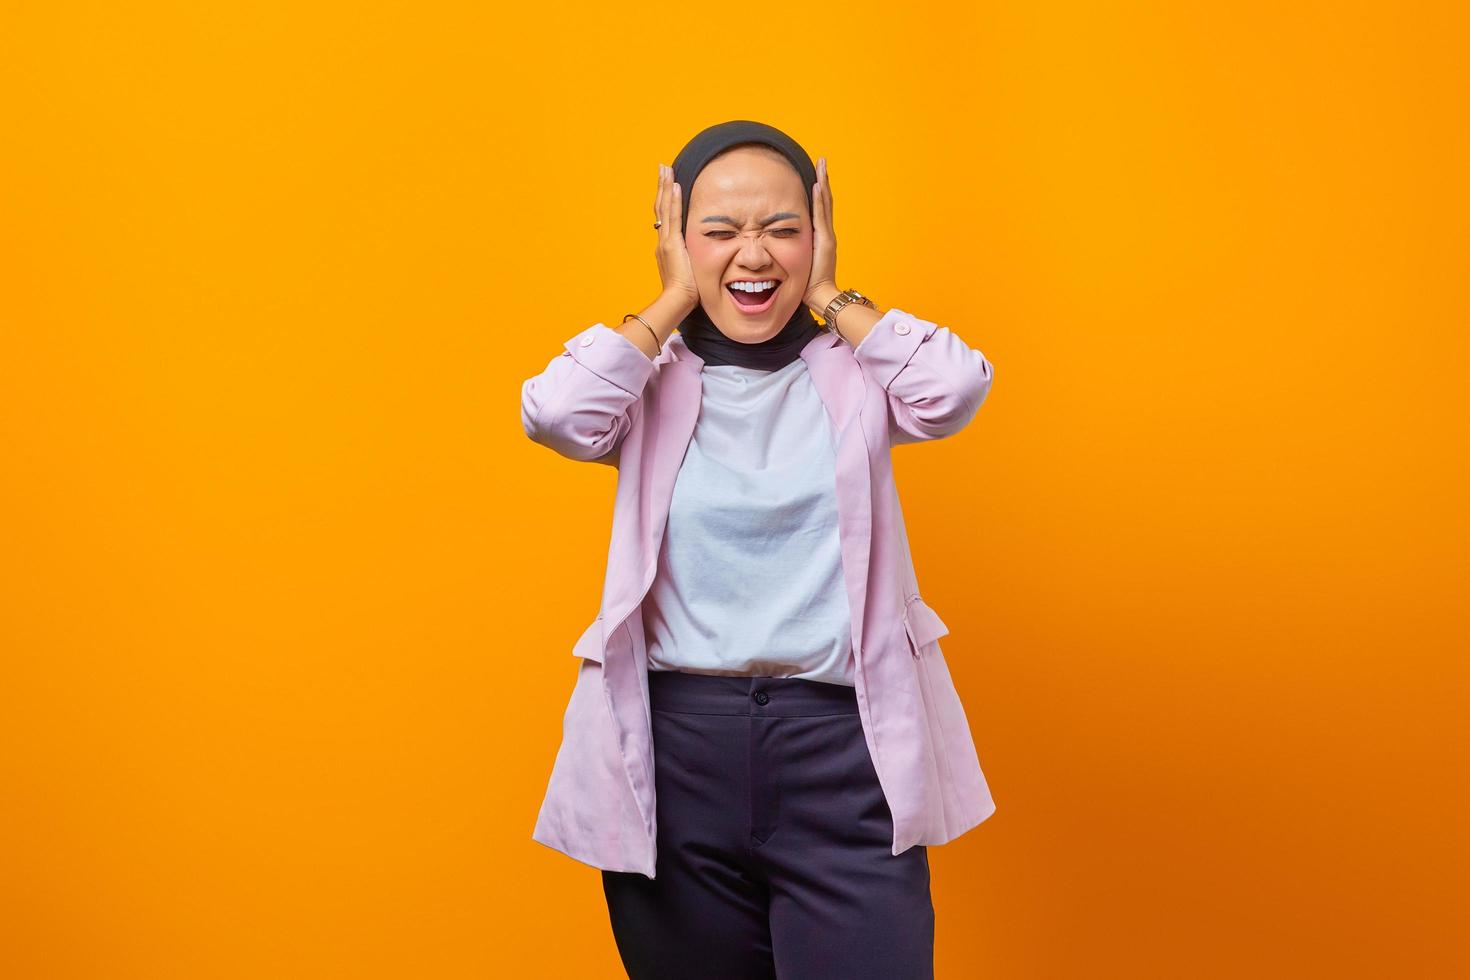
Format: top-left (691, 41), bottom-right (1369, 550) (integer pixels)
top-left (711, 321), bottom-right (783, 344)
top-left (707, 296), bottom-right (804, 344)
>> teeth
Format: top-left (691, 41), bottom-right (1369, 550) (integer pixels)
top-left (729, 280), bottom-right (777, 292)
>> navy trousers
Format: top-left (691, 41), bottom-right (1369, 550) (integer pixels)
top-left (601, 670), bottom-right (935, 979)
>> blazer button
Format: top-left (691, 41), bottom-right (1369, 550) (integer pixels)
top-left (753, 691), bottom-right (770, 705)
top-left (895, 322), bottom-right (911, 335)
top-left (580, 335), bottom-right (595, 346)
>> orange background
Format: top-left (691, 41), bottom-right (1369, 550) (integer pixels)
top-left (2, 2), bottom-right (1465, 977)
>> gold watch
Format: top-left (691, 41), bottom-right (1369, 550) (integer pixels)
top-left (821, 288), bottom-right (876, 333)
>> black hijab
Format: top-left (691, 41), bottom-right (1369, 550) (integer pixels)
top-left (671, 120), bottom-right (826, 370)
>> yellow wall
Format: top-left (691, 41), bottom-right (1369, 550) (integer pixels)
top-left (2, 2), bottom-right (1464, 976)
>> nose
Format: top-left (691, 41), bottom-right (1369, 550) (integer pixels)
top-left (736, 233), bottom-right (774, 271)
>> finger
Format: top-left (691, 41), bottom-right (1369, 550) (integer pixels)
top-left (657, 164), bottom-right (671, 243)
top-left (821, 158), bottom-right (833, 226)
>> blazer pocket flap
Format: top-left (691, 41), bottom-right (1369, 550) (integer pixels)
top-left (572, 615), bottom-right (605, 663)
top-left (903, 596), bottom-right (951, 651)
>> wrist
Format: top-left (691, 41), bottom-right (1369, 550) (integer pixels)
top-left (660, 289), bottom-right (699, 319)
top-left (805, 281), bottom-right (841, 317)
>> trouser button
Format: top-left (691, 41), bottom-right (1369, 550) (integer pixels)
top-left (753, 691), bottom-right (770, 705)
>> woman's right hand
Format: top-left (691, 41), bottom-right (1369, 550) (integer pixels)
top-left (655, 164), bottom-right (699, 312)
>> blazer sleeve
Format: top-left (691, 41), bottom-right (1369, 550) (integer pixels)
top-left (850, 307), bottom-right (994, 446)
top-left (520, 323), bottom-right (657, 464)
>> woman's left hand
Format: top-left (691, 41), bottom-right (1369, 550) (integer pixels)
top-left (803, 157), bottom-right (837, 310)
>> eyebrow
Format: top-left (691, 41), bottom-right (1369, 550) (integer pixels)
top-left (699, 211), bottom-right (801, 227)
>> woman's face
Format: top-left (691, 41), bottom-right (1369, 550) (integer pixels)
top-left (684, 146), bottom-right (812, 343)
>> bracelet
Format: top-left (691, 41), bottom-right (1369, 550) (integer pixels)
top-left (622, 313), bottom-right (661, 352)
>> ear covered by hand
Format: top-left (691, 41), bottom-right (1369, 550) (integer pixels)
top-left (653, 162), bottom-right (699, 309)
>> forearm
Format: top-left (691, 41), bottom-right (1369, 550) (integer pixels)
top-left (840, 303), bottom-right (994, 443)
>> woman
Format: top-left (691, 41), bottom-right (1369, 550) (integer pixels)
top-left (521, 120), bottom-right (998, 979)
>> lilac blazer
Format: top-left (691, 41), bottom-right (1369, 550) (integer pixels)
top-left (521, 306), bottom-right (997, 878)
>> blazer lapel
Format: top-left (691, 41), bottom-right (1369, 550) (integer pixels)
top-left (800, 331), bottom-right (875, 665)
top-left (645, 335), bottom-right (705, 551)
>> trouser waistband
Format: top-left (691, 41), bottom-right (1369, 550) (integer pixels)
top-left (647, 669), bottom-right (859, 717)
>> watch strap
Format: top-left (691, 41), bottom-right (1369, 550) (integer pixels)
top-left (822, 288), bottom-right (874, 327)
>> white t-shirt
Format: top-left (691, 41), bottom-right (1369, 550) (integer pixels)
top-left (642, 355), bottom-right (855, 687)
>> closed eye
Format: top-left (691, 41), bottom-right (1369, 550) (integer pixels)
top-left (705, 229), bottom-right (800, 239)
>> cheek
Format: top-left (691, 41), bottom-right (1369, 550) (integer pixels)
top-left (774, 237), bottom-right (812, 270)
top-left (685, 236), bottom-right (721, 274)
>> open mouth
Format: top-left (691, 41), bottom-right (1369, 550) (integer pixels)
top-left (725, 279), bottom-right (781, 314)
